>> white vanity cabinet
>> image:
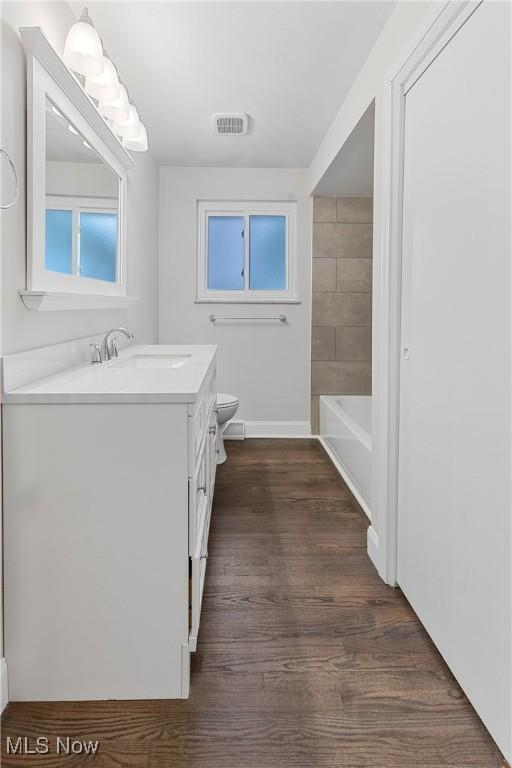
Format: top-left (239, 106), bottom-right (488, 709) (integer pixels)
top-left (188, 365), bottom-right (218, 654)
top-left (2, 345), bottom-right (218, 701)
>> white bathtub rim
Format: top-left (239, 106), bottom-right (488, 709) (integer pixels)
top-left (319, 395), bottom-right (372, 452)
top-left (319, 436), bottom-right (371, 521)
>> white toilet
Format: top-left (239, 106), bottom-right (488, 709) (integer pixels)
top-left (216, 393), bottom-right (239, 464)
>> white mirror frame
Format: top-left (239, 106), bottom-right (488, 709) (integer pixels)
top-left (20, 27), bottom-right (137, 311)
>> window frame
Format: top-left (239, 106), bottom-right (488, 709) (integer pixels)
top-left (196, 200), bottom-right (298, 303)
top-left (45, 195), bottom-right (120, 282)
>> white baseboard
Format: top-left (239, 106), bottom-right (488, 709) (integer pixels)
top-left (223, 420), bottom-right (245, 440)
top-left (367, 526), bottom-right (379, 572)
top-left (244, 420), bottom-right (311, 438)
top-left (0, 657), bottom-right (8, 713)
top-left (318, 437), bottom-right (371, 520)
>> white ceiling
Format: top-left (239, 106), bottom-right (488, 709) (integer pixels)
top-left (314, 100), bottom-right (375, 196)
top-left (69, 1), bottom-right (395, 168)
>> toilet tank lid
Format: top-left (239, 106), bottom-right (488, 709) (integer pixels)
top-left (217, 392), bottom-right (238, 407)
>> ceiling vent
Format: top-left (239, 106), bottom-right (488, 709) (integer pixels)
top-left (213, 113), bottom-right (249, 136)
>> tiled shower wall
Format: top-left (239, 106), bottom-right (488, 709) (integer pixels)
top-left (311, 196), bottom-right (373, 433)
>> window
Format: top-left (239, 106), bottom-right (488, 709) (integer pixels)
top-left (197, 201), bottom-right (297, 302)
top-left (45, 209), bottom-right (73, 274)
top-left (45, 197), bottom-right (118, 284)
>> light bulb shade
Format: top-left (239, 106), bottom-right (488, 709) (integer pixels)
top-left (113, 105), bottom-right (141, 139)
top-left (63, 12), bottom-right (104, 76)
top-left (98, 83), bottom-right (130, 122)
top-left (123, 123), bottom-right (148, 152)
top-left (85, 56), bottom-right (120, 102)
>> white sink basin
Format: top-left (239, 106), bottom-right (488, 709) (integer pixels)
top-left (113, 354), bottom-right (191, 369)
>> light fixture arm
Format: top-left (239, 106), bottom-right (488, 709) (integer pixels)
top-left (78, 7), bottom-right (94, 27)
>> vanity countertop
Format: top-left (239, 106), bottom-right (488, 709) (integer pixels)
top-left (3, 344), bottom-right (217, 405)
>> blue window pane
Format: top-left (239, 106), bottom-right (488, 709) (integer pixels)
top-left (249, 215), bottom-right (286, 290)
top-left (207, 216), bottom-right (244, 290)
top-left (45, 209), bottom-right (73, 274)
top-left (79, 212), bottom-right (117, 282)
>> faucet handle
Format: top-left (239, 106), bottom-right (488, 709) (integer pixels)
top-left (110, 338), bottom-right (119, 358)
top-left (89, 344), bottom-right (102, 364)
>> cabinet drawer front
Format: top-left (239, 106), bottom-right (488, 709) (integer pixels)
top-left (208, 407), bottom-right (218, 494)
top-left (189, 441), bottom-right (208, 555)
top-left (188, 369), bottom-right (217, 468)
top-left (188, 396), bottom-right (218, 556)
top-left (189, 494), bottom-right (209, 652)
top-left (190, 403), bottom-right (207, 466)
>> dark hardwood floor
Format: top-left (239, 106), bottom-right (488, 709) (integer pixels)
top-left (1, 439), bottom-right (505, 767)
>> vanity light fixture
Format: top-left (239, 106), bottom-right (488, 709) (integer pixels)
top-left (98, 82), bottom-right (130, 122)
top-left (85, 51), bottom-right (120, 102)
top-left (63, 7), bottom-right (104, 77)
top-left (123, 123), bottom-right (148, 153)
top-left (63, 8), bottom-right (149, 152)
top-left (112, 104), bottom-right (141, 139)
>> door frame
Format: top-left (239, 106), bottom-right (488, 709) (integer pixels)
top-left (371, 0), bottom-right (482, 586)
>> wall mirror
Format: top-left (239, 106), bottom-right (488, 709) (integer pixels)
top-left (45, 96), bottom-right (120, 285)
top-left (21, 28), bottom-right (135, 310)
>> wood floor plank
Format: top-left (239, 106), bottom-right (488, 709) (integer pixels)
top-left (1, 439), bottom-right (505, 767)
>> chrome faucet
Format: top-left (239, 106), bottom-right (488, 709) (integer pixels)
top-left (100, 327), bottom-right (134, 362)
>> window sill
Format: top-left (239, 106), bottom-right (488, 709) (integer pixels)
top-left (20, 291), bottom-right (139, 312)
top-left (195, 298), bottom-right (301, 305)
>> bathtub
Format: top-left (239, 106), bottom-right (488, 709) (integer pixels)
top-left (319, 395), bottom-right (372, 519)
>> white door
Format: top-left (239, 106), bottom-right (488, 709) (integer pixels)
top-left (398, 2), bottom-right (511, 761)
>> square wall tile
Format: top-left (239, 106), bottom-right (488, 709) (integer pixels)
top-left (312, 292), bottom-right (372, 327)
top-left (313, 223), bottom-right (373, 259)
top-left (336, 326), bottom-right (372, 361)
top-left (313, 197), bottom-right (337, 223)
top-left (312, 361), bottom-right (372, 395)
top-left (337, 258), bottom-right (372, 292)
top-left (336, 197), bottom-right (373, 223)
top-left (312, 258), bottom-right (337, 292)
top-left (312, 326), bottom-right (335, 360)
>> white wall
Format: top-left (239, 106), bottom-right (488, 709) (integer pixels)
top-left (313, 102), bottom-right (375, 197)
top-left (1, 2), bottom-right (159, 355)
top-left (307, 0), bottom-right (434, 572)
top-left (307, 1), bottom-right (431, 194)
top-left (159, 167), bottom-right (312, 430)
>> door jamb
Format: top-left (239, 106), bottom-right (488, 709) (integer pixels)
top-left (371, 0), bottom-right (482, 586)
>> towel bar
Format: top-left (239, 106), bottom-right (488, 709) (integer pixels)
top-left (209, 314), bottom-right (287, 323)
